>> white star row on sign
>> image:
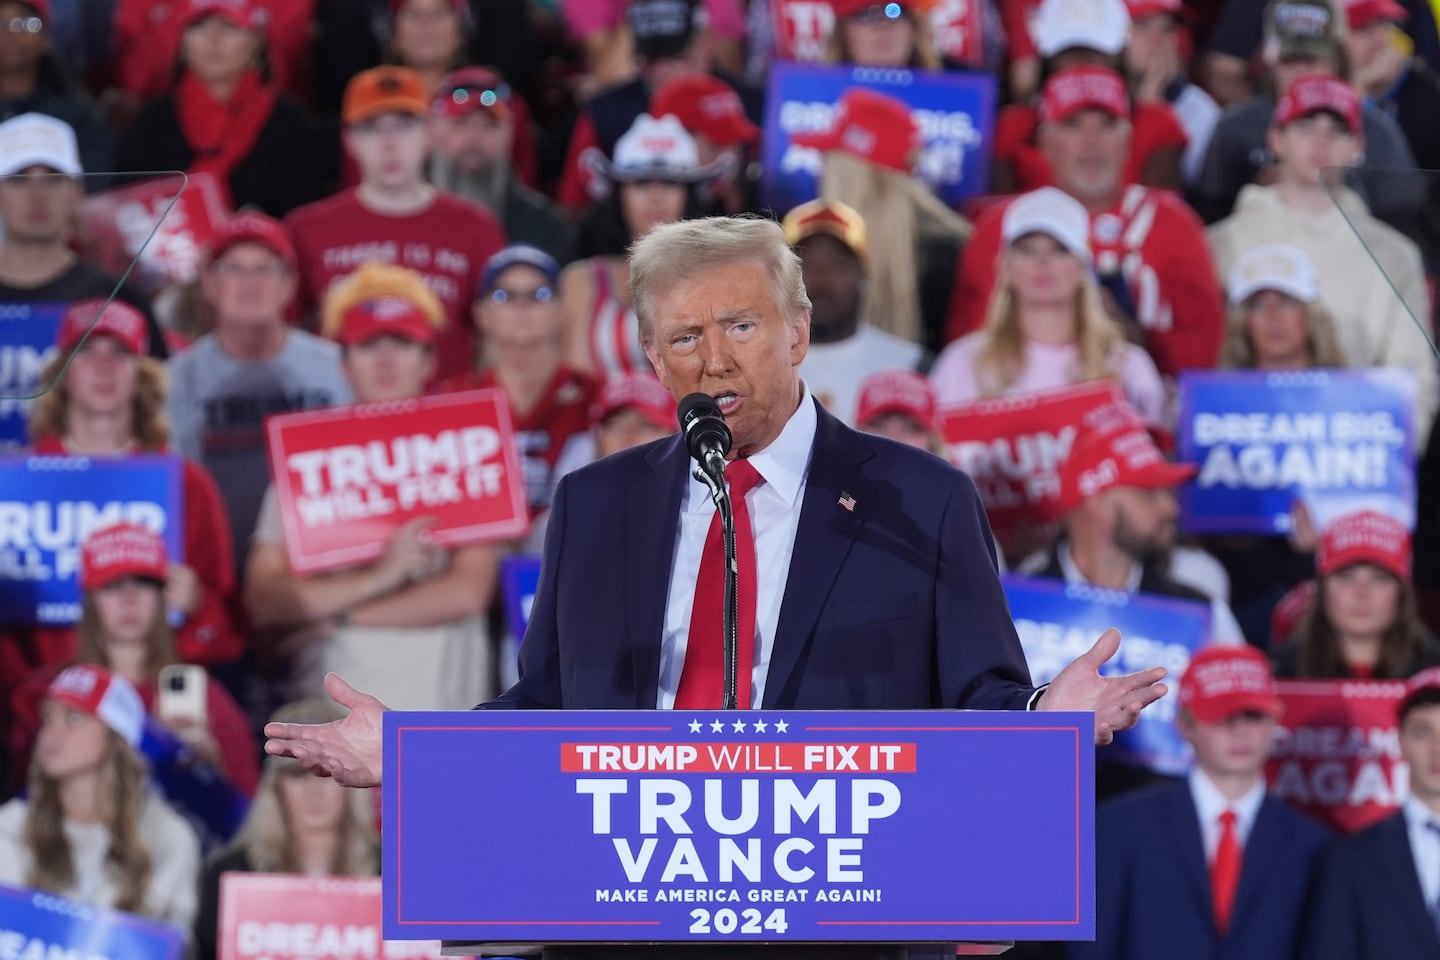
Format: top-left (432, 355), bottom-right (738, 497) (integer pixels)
top-left (685, 718), bottom-right (790, 734)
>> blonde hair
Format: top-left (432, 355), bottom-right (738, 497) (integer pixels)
top-left (25, 729), bottom-right (153, 914)
top-left (825, 9), bottom-right (942, 69)
top-left (320, 262), bottom-right (445, 341)
top-left (27, 354), bottom-right (170, 449)
top-left (1218, 298), bottom-right (1349, 369)
top-left (77, 591), bottom-right (179, 682)
top-left (819, 151), bottom-right (971, 345)
top-left (628, 215), bottom-right (811, 342)
top-left (972, 266), bottom-right (1124, 396)
top-left (233, 699), bottom-right (379, 875)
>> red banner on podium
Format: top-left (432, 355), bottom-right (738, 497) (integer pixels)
top-left (218, 874), bottom-right (452, 960)
top-left (1266, 679), bottom-right (1408, 834)
top-left (939, 381), bottom-right (1122, 533)
top-left (79, 173), bottom-right (228, 293)
top-left (265, 389), bottom-right (529, 574)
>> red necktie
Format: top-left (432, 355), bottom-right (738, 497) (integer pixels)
top-left (1211, 810), bottom-right (1241, 935)
top-left (675, 459), bottom-right (764, 710)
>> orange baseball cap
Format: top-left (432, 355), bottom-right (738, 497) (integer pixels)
top-left (344, 66), bottom-right (428, 126)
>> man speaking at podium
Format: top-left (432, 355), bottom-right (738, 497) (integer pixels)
top-left (266, 216), bottom-right (1167, 787)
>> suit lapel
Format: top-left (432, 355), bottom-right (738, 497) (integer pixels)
top-left (1227, 798), bottom-right (1285, 935)
top-left (1374, 813), bottom-right (1440, 947)
top-left (1164, 783), bottom-right (1215, 923)
top-left (625, 435), bottom-right (688, 708)
top-left (763, 406), bottom-right (872, 709)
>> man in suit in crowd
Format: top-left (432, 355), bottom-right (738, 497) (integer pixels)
top-left (1302, 667), bottom-right (1440, 959)
top-left (264, 216), bottom-right (1167, 786)
top-left (1070, 645), bottom-right (1329, 959)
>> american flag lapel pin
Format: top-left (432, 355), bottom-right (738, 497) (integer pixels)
top-left (838, 491), bottom-right (856, 512)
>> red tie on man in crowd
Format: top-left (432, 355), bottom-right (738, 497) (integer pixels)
top-left (1212, 810), bottom-right (1241, 934)
top-left (675, 460), bottom-right (765, 710)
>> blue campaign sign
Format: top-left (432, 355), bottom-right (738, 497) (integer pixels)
top-left (383, 709), bottom-right (1094, 945)
top-left (0, 882), bottom-right (183, 960)
top-left (0, 455), bottom-right (184, 624)
top-left (760, 62), bottom-right (995, 214)
top-left (1005, 575), bottom-right (1210, 775)
top-left (1177, 368), bottom-right (1416, 534)
top-left (140, 718), bottom-right (250, 855)
top-left (501, 554), bottom-right (542, 642)
top-left (0, 303), bottom-right (65, 450)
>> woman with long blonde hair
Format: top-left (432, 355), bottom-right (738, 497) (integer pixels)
top-left (929, 187), bottom-right (1163, 420)
top-left (193, 699), bottom-right (378, 960)
top-left (794, 87), bottom-right (972, 353)
top-left (0, 665), bottom-right (200, 934)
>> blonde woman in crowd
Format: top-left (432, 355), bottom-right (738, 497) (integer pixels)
top-left (1218, 244), bottom-right (1348, 371)
top-left (0, 666), bottom-right (200, 936)
top-left (929, 187), bottom-right (1164, 422)
top-left (193, 699), bottom-right (379, 960)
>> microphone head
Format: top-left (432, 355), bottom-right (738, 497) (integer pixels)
top-left (677, 392), bottom-right (732, 462)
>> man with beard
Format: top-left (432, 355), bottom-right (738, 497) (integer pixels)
top-left (427, 67), bottom-right (571, 262)
top-left (786, 199), bottom-right (929, 425)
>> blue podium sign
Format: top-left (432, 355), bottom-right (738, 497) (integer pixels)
top-left (383, 709), bottom-right (1094, 945)
top-left (1005, 575), bottom-right (1210, 775)
top-left (1176, 368), bottom-right (1416, 534)
top-left (0, 455), bottom-right (184, 624)
top-left (0, 882), bottom-right (183, 960)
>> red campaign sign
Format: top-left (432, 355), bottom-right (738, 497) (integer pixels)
top-left (938, 381), bottom-right (1122, 533)
top-left (218, 873), bottom-right (454, 960)
top-left (771, 0), bottom-right (982, 64)
top-left (1266, 679), bottom-right (1408, 834)
top-left (79, 173), bottom-right (229, 294)
top-left (265, 389), bottom-right (530, 574)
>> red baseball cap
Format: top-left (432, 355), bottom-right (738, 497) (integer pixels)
top-left (81, 522), bottom-right (168, 590)
top-left (181, 0), bottom-right (260, 30)
top-left (1057, 412), bottom-right (1197, 515)
top-left (855, 370), bottom-right (936, 431)
top-left (829, 0), bottom-right (939, 16)
top-left (791, 88), bottom-right (923, 174)
top-left (1040, 66), bottom-right (1131, 125)
top-left (1179, 646), bottom-right (1283, 723)
top-left (1399, 666), bottom-right (1440, 721)
top-left (432, 67), bottom-right (512, 122)
top-left (1345, 0), bottom-right (1408, 30)
top-left (47, 664), bottom-right (146, 748)
top-left (56, 297), bottom-right (147, 355)
top-left (651, 75), bottom-right (759, 148)
top-left (591, 374), bottom-right (677, 431)
top-left (1273, 74), bottom-right (1361, 133)
top-left (1125, 0), bottom-right (1184, 20)
top-left (207, 211), bottom-right (296, 271)
top-left (1316, 509), bottom-right (1411, 579)
top-left (334, 295), bottom-right (438, 347)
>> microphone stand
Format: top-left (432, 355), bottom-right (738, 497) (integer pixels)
top-left (694, 455), bottom-right (741, 711)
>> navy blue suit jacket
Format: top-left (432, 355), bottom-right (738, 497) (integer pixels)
top-left (1301, 811), bottom-right (1440, 960)
top-left (1068, 780), bottom-right (1329, 960)
top-left (490, 400), bottom-right (1036, 710)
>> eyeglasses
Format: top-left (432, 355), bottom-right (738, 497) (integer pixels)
top-left (3, 16), bottom-right (42, 33)
top-left (850, 3), bottom-right (907, 23)
top-left (446, 83), bottom-right (510, 110)
top-left (488, 285), bottom-right (553, 305)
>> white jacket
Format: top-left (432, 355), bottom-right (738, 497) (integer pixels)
top-left (1208, 184), bottom-right (1437, 442)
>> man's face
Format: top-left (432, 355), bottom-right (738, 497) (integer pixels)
top-left (1039, 110), bottom-right (1129, 204)
top-left (1109, 484), bottom-right (1179, 563)
top-left (1181, 710), bottom-right (1276, 782)
top-left (342, 335), bottom-right (434, 403)
top-left (642, 259), bottom-right (810, 458)
top-left (595, 408), bottom-right (673, 458)
top-left (201, 242), bottom-right (296, 331)
top-left (1401, 704), bottom-right (1440, 806)
top-left (0, 164), bottom-right (78, 244)
top-left (859, 412), bottom-right (932, 451)
top-left (1269, 112), bottom-right (1360, 187)
top-left (476, 263), bottom-right (559, 350)
top-left (429, 109), bottom-right (510, 175)
top-left (794, 234), bottom-right (863, 337)
top-left (0, 1), bottom-right (47, 72)
top-left (345, 113), bottom-right (430, 190)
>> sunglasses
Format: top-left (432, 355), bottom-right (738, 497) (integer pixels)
top-left (488, 285), bottom-right (554, 305)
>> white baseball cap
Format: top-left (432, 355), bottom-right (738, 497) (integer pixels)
top-left (1034, 0), bottom-right (1133, 57)
top-left (583, 113), bottom-right (728, 184)
top-left (1002, 187), bottom-right (1092, 263)
top-left (0, 113), bottom-right (82, 177)
top-left (1227, 244), bottom-right (1319, 304)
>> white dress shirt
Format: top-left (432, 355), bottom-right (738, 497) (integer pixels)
top-left (1189, 768), bottom-right (1266, 861)
top-left (1404, 794), bottom-right (1440, 909)
top-left (656, 386), bottom-right (818, 709)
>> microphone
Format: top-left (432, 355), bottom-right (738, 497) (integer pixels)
top-left (677, 393), bottom-right (732, 483)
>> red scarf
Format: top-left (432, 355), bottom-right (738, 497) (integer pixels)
top-left (174, 68), bottom-right (277, 198)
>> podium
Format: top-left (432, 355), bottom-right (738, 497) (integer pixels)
top-left (381, 710), bottom-right (1094, 959)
